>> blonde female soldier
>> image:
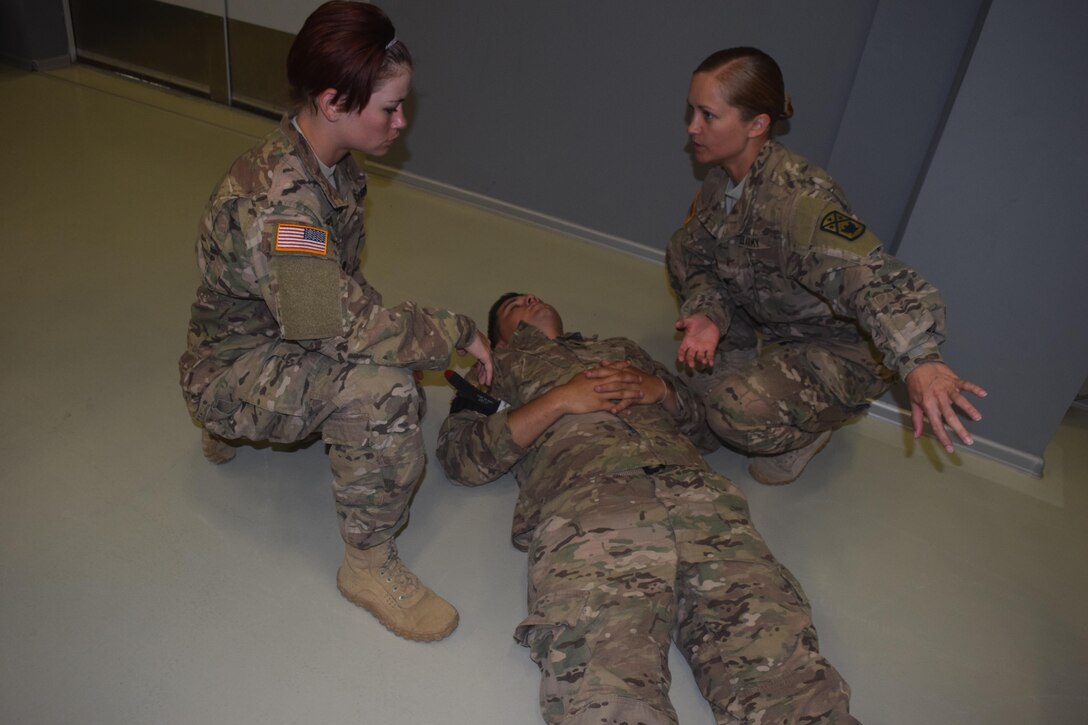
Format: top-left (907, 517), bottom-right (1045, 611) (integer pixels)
top-left (669, 47), bottom-right (985, 484)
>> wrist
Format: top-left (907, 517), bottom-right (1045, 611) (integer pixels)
top-left (547, 382), bottom-right (577, 416)
top-left (655, 375), bottom-right (673, 406)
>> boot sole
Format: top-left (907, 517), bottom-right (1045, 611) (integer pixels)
top-left (748, 432), bottom-right (832, 486)
top-left (336, 578), bottom-right (459, 643)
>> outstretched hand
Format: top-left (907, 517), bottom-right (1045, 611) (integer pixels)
top-left (461, 331), bottom-right (493, 386)
top-left (905, 362), bottom-right (987, 453)
top-left (675, 314), bottom-right (720, 370)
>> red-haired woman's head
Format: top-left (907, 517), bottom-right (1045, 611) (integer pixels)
top-left (287, 1), bottom-right (412, 113)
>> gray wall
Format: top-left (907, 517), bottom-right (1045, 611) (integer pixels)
top-left (382, 0), bottom-right (879, 254)
top-left (381, 0), bottom-right (984, 252)
top-left (885, 0), bottom-right (1088, 467)
top-left (826, 0), bottom-right (987, 249)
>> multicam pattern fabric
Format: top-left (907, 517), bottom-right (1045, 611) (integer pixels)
top-left (439, 324), bottom-right (716, 550)
top-left (667, 140), bottom-right (946, 381)
top-left (437, 327), bottom-right (856, 724)
top-left (179, 116), bottom-right (477, 418)
top-left (677, 342), bottom-right (890, 455)
top-left (179, 117), bottom-right (476, 548)
top-left (666, 140), bottom-right (946, 451)
top-left (190, 326), bottom-right (429, 550)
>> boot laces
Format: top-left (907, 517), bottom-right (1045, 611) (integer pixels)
top-left (378, 551), bottom-right (421, 601)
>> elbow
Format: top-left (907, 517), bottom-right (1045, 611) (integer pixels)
top-left (438, 459), bottom-right (501, 487)
top-left (451, 472), bottom-right (496, 488)
top-left (436, 442), bottom-right (503, 487)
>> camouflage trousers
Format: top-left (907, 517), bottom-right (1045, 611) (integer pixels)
top-left (194, 341), bottom-right (425, 549)
top-left (516, 467), bottom-right (855, 725)
top-left (680, 342), bottom-right (889, 455)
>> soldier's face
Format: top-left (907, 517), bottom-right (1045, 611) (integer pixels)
top-left (495, 294), bottom-right (563, 346)
top-left (686, 71), bottom-right (765, 169)
top-left (340, 65), bottom-right (412, 156)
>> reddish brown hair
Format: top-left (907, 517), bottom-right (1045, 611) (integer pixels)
top-left (287, 1), bottom-right (412, 113)
top-left (695, 47), bottom-right (793, 130)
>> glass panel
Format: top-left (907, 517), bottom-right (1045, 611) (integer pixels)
top-left (223, 17), bottom-right (293, 114)
top-left (225, 1), bottom-right (326, 115)
top-left (66, 0), bottom-right (338, 114)
top-left (68, 0), bottom-right (228, 102)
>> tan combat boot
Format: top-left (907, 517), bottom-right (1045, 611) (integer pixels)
top-left (337, 539), bottom-right (459, 642)
top-left (201, 428), bottom-right (236, 464)
top-left (748, 430), bottom-right (833, 485)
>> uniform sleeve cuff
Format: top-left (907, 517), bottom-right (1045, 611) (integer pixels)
top-left (484, 409), bottom-right (530, 462)
top-left (679, 302), bottom-right (728, 337)
top-left (898, 343), bottom-right (943, 380)
top-left (452, 314), bottom-right (479, 350)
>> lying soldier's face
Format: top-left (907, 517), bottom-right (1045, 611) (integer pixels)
top-left (495, 294), bottom-right (563, 346)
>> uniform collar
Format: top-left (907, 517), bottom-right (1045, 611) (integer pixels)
top-left (695, 140), bottom-right (779, 238)
top-left (507, 323), bottom-right (594, 352)
top-left (279, 115), bottom-right (365, 210)
top-left (724, 174), bottom-right (746, 201)
top-left (698, 142), bottom-right (777, 213)
top-left (744, 139), bottom-right (779, 193)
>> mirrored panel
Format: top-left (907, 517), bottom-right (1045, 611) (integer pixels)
top-left (69, 0), bottom-right (229, 102)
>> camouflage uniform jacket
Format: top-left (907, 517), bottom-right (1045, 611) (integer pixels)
top-left (180, 117), bottom-right (477, 416)
top-left (438, 323), bottom-right (709, 550)
top-left (666, 140), bottom-right (946, 380)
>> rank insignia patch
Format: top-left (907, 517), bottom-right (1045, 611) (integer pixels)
top-left (274, 223), bottom-right (329, 255)
top-left (819, 211), bottom-right (866, 241)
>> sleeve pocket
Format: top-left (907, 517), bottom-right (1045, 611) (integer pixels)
top-left (270, 255), bottom-right (346, 340)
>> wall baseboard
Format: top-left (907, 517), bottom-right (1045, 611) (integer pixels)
top-left (1, 53), bottom-right (70, 71)
top-left (366, 162), bottom-right (665, 264)
top-left (867, 399), bottom-right (1045, 477)
top-left (32, 54), bottom-right (72, 71)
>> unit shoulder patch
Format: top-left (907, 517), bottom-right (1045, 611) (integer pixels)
top-left (788, 195), bottom-right (881, 255)
top-left (819, 210), bottom-right (866, 241)
top-left (274, 223), bottom-right (329, 255)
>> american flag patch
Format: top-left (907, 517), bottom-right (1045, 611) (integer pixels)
top-left (274, 223), bottom-right (329, 255)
